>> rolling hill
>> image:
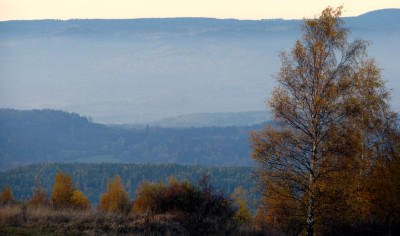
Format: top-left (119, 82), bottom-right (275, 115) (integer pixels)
top-left (0, 109), bottom-right (264, 170)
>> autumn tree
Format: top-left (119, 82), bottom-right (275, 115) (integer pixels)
top-left (98, 174), bottom-right (130, 213)
top-left (70, 190), bottom-right (91, 210)
top-left (50, 171), bottom-right (90, 209)
top-left (0, 185), bottom-right (14, 204)
top-left (250, 6), bottom-right (399, 236)
top-left (51, 171), bottom-right (74, 208)
top-left (231, 186), bottom-right (251, 224)
top-left (29, 183), bottom-right (48, 207)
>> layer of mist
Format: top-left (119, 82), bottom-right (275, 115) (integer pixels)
top-left (1, 9), bottom-right (399, 123)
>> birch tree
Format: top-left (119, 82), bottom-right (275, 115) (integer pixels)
top-left (250, 6), bottom-right (398, 235)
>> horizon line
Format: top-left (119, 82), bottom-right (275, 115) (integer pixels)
top-left (1, 8), bottom-right (398, 22)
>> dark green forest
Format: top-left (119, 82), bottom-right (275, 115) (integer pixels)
top-left (0, 109), bottom-right (264, 170)
top-left (0, 162), bottom-right (256, 206)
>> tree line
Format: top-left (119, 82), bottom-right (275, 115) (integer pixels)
top-left (0, 162), bottom-right (255, 206)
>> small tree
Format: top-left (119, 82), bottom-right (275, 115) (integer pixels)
top-left (0, 185), bottom-right (14, 204)
top-left (50, 171), bottom-right (90, 209)
top-left (29, 183), bottom-right (48, 207)
top-left (231, 186), bottom-right (251, 224)
top-left (70, 190), bottom-right (90, 210)
top-left (50, 171), bottom-right (74, 208)
top-left (98, 174), bottom-right (130, 213)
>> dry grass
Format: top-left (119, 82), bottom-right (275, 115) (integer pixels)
top-left (0, 204), bottom-right (188, 235)
top-left (0, 204), bottom-right (265, 235)
top-left (0, 204), bottom-right (26, 226)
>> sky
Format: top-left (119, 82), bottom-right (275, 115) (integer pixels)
top-left (0, 0), bottom-right (399, 21)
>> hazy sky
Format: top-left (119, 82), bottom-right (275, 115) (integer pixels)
top-left (0, 0), bottom-right (399, 21)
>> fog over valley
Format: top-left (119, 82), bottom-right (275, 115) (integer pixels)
top-left (0, 9), bottom-right (399, 123)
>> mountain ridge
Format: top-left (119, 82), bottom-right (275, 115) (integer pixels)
top-left (1, 8), bottom-right (398, 22)
top-left (0, 109), bottom-right (263, 170)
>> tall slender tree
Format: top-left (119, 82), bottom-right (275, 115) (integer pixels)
top-left (250, 6), bottom-right (398, 235)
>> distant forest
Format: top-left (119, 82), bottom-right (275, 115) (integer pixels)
top-left (0, 109), bottom-right (265, 170)
top-left (0, 162), bottom-right (256, 206)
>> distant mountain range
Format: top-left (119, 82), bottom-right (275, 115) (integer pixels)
top-left (0, 109), bottom-right (265, 170)
top-left (0, 9), bottom-right (399, 123)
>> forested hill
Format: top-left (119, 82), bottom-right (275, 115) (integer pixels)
top-left (0, 109), bottom-right (264, 170)
top-left (0, 162), bottom-right (256, 206)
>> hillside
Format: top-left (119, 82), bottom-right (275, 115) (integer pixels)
top-left (0, 109), bottom-right (263, 170)
top-left (0, 9), bottom-right (399, 123)
top-left (0, 162), bottom-right (256, 206)
top-left (123, 110), bottom-right (271, 128)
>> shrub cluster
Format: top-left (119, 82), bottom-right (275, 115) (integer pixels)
top-left (133, 175), bottom-right (237, 234)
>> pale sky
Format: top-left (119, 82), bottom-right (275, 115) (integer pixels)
top-left (0, 0), bottom-right (399, 21)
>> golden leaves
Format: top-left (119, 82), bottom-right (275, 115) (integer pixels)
top-left (251, 5), bottom-right (399, 234)
top-left (50, 171), bottom-right (91, 209)
top-left (98, 174), bottom-right (130, 213)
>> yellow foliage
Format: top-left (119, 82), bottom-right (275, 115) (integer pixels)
top-left (251, 5), bottom-right (399, 235)
top-left (50, 171), bottom-right (74, 208)
top-left (0, 185), bottom-right (14, 204)
top-left (231, 186), bottom-right (251, 224)
top-left (70, 190), bottom-right (90, 210)
top-left (50, 171), bottom-right (90, 209)
top-left (132, 181), bottom-right (158, 213)
top-left (98, 174), bottom-right (130, 213)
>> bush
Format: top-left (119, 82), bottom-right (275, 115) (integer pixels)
top-left (132, 175), bottom-right (237, 234)
top-left (133, 177), bottom-right (202, 215)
